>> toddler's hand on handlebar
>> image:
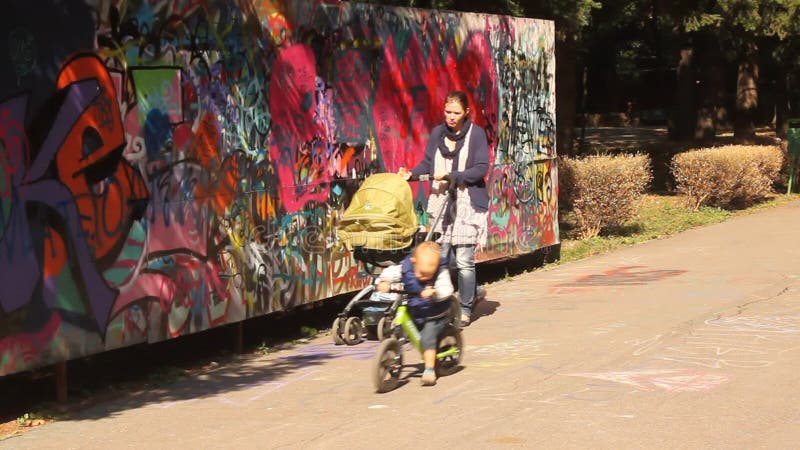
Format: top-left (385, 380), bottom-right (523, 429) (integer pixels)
top-left (376, 281), bottom-right (391, 293)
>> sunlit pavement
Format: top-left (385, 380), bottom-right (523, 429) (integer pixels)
top-left (6, 199), bottom-right (800, 449)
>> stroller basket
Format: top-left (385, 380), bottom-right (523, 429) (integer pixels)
top-left (353, 246), bottom-right (409, 269)
top-left (351, 231), bottom-right (438, 269)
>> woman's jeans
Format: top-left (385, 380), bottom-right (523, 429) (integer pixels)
top-left (441, 243), bottom-right (475, 316)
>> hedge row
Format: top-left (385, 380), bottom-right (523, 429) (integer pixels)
top-left (558, 144), bottom-right (783, 239)
top-left (670, 145), bottom-right (782, 210)
top-left (559, 154), bottom-right (653, 238)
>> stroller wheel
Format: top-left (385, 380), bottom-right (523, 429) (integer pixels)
top-left (331, 317), bottom-right (345, 345)
top-left (377, 316), bottom-right (393, 341)
top-left (372, 337), bottom-right (403, 393)
top-left (343, 317), bottom-right (364, 345)
top-left (448, 296), bottom-right (461, 330)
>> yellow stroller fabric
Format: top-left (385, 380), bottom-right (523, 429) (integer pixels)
top-left (337, 173), bottom-right (419, 251)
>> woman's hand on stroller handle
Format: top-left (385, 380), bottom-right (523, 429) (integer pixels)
top-left (434, 173), bottom-right (452, 186)
top-left (398, 167), bottom-right (441, 183)
top-left (398, 167), bottom-right (452, 189)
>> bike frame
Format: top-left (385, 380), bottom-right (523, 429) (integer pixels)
top-left (393, 304), bottom-right (459, 360)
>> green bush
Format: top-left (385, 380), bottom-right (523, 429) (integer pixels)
top-left (559, 154), bottom-right (653, 238)
top-left (671, 145), bottom-right (782, 210)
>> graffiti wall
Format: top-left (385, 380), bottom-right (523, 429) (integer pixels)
top-left (0, 0), bottom-right (557, 376)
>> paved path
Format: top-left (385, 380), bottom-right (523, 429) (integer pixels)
top-left (5, 200), bottom-right (800, 449)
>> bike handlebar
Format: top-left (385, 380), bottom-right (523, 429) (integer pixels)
top-left (386, 282), bottom-right (405, 293)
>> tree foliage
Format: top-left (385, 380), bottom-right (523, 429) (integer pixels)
top-left (682, 0), bottom-right (800, 38)
top-left (350, 0), bottom-right (523, 17)
top-left (353, 0), bottom-right (601, 37)
top-left (353, 0), bottom-right (800, 146)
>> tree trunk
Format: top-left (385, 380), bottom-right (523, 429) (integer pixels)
top-left (734, 42), bottom-right (758, 143)
top-left (694, 33), bottom-right (725, 145)
top-left (556, 33), bottom-right (577, 157)
top-left (775, 65), bottom-right (790, 139)
top-left (670, 46), bottom-right (697, 140)
top-left (585, 42), bottom-right (618, 113)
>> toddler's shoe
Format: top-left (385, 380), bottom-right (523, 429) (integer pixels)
top-left (421, 368), bottom-right (437, 386)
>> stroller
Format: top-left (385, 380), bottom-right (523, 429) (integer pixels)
top-left (332, 172), bottom-right (451, 345)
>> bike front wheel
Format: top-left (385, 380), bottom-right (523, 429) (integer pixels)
top-left (372, 337), bottom-right (403, 393)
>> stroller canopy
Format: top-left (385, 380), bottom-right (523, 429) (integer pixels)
top-left (337, 173), bottom-right (419, 251)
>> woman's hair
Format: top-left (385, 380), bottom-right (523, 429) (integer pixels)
top-left (445, 90), bottom-right (469, 110)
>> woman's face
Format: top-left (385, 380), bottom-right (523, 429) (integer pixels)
top-left (444, 100), bottom-right (468, 131)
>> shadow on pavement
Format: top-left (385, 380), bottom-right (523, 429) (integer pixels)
top-left (471, 300), bottom-right (499, 324)
top-left (0, 295), bottom-right (357, 424)
top-left (0, 244), bottom-right (559, 427)
top-left (65, 350), bottom-right (335, 421)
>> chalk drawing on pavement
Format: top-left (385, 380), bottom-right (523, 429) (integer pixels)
top-left (591, 321), bottom-right (626, 336)
top-left (549, 266), bottom-right (687, 294)
top-left (625, 334), bottom-right (665, 356)
top-left (565, 368), bottom-right (729, 393)
top-left (467, 339), bottom-right (549, 368)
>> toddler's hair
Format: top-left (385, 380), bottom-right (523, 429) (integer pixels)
top-left (414, 241), bottom-right (441, 260)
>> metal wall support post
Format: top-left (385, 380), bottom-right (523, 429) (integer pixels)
top-left (55, 361), bottom-right (68, 403)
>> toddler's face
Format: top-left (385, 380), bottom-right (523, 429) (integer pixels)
top-left (413, 255), bottom-right (439, 283)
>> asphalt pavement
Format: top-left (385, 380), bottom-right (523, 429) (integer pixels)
top-left (5, 199), bottom-right (800, 449)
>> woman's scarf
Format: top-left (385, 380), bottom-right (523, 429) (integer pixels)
top-left (437, 119), bottom-right (472, 157)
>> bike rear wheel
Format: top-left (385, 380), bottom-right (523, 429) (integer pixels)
top-left (435, 325), bottom-right (463, 377)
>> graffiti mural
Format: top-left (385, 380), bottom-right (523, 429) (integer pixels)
top-left (0, 0), bottom-right (557, 376)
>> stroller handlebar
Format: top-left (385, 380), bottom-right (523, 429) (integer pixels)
top-left (407, 173), bottom-right (454, 190)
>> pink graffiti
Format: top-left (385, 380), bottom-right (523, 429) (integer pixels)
top-left (457, 31), bottom-right (499, 165)
top-left (333, 49), bottom-right (372, 142)
top-left (114, 256), bottom-right (230, 336)
top-left (372, 30), bottom-right (499, 174)
top-left (487, 166), bottom-right (517, 242)
top-left (550, 266), bottom-right (688, 294)
top-left (0, 314), bottom-right (62, 374)
top-left (269, 43), bottom-right (331, 212)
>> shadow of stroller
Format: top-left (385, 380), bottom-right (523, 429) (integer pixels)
top-left (471, 299), bottom-right (499, 324)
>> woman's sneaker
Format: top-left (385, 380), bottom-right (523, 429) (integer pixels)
top-left (475, 286), bottom-right (487, 303)
top-left (421, 368), bottom-right (437, 386)
top-left (460, 313), bottom-right (471, 327)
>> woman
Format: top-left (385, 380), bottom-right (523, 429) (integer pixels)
top-left (399, 90), bottom-right (489, 326)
